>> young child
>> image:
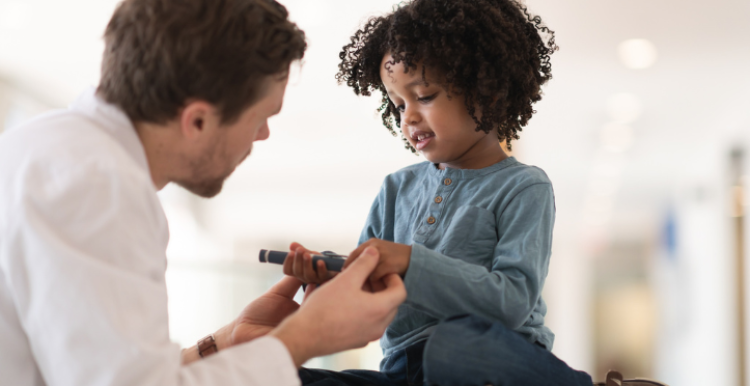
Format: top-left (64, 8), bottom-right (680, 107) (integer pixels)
top-left (284, 0), bottom-right (592, 385)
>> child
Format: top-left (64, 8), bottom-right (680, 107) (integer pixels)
top-left (284, 0), bottom-right (592, 384)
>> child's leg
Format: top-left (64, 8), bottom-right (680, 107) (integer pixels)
top-left (423, 315), bottom-right (593, 386)
top-left (298, 368), bottom-right (393, 386)
top-left (298, 340), bottom-right (427, 386)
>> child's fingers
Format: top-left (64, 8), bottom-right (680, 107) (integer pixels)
top-left (288, 242), bottom-right (322, 257)
top-left (289, 241), bottom-right (304, 252)
top-left (286, 243), bottom-right (305, 278)
top-left (292, 248), bottom-right (307, 281)
top-left (315, 259), bottom-right (333, 282)
top-left (302, 252), bottom-right (322, 284)
top-left (282, 249), bottom-right (295, 276)
top-left (286, 243), bottom-right (330, 284)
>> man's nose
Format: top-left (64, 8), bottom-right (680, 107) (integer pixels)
top-left (255, 122), bottom-right (270, 141)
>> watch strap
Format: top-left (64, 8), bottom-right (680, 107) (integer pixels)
top-left (197, 334), bottom-right (218, 358)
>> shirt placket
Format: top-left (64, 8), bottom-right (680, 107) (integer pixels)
top-left (413, 170), bottom-right (456, 244)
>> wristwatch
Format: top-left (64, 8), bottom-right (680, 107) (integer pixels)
top-left (197, 334), bottom-right (218, 358)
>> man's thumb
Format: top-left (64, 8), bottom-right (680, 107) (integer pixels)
top-left (340, 247), bottom-right (379, 283)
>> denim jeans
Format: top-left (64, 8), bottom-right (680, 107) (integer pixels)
top-left (299, 315), bottom-right (592, 386)
top-left (423, 315), bottom-right (592, 386)
top-left (299, 339), bottom-right (426, 386)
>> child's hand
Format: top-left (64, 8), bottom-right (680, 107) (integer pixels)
top-left (343, 239), bottom-right (412, 285)
top-left (282, 242), bottom-right (337, 285)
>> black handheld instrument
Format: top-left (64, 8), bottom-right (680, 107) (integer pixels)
top-left (259, 249), bottom-right (346, 272)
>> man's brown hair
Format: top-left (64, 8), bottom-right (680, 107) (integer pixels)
top-left (97, 0), bottom-right (306, 125)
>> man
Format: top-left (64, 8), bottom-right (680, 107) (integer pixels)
top-left (0, 0), bottom-right (405, 385)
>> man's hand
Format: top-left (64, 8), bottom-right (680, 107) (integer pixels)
top-left (282, 242), bottom-right (337, 285)
top-left (343, 239), bottom-right (412, 285)
top-left (183, 276), bottom-right (304, 364)
top-left (226, 276), bottom-right (303, 346)
top-left (270, 247), bottom-right (406, 367)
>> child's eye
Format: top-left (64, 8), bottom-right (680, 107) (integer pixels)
top-left (417, 94), bottom-right (436, 103)
top-left (396, 104), bottom-right (405, 112)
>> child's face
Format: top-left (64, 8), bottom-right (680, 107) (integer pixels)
top-left (380, 54), bottom-right (504, 170)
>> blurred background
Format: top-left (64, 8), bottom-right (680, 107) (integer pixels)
top-left (1, 0), bottom-right (749, 384)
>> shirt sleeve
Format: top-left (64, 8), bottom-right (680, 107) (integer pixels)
top-left (403, 183), bottom-right (555, 330)
top-left (359, 180), bottom-right (394, 244)
top-left (2, 163), bottom-right (300, 386)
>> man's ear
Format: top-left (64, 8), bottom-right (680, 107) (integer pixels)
top-left (179, 101), bottom-right (220, 140)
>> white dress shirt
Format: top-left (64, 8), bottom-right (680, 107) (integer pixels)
top-left (0, 89), bottom-right (300, 386)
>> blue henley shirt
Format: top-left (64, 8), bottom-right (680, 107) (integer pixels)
top-left (359, 156), bottom-right (556, 356)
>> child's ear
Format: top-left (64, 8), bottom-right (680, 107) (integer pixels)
top-left (501, 140), bottom-right (511, 155)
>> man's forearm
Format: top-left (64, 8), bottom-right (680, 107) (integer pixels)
top-left (269, 319), bottom-right (313, 368)
top-left (181, 323), bottom-right (235, 365)
top-left (181, 345), bottom-right (201, 364)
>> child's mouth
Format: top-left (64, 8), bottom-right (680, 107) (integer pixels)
top-left (412, 132), bottom-right (435, 151)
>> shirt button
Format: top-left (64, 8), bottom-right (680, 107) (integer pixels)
top-left (444, 178), bottom-right (452, 186)
top-left (434, 196), bottom-right (443, 204)
top-left (427, 216), bottom-right (436, 224)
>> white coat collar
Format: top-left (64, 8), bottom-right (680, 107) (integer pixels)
top-left (70, 87), bottom-right (150, 174)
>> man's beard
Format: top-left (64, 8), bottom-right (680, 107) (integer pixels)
top-left (176, 139), bottom-right (234, 198)
top-left (175, 138), bottom-right (252, 198)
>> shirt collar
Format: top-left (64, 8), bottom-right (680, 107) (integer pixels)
top-left (428, 157), bottom-right (518, 179)
top-left (426, 156), bottom-right (519, 180)
top-left (69, 87), bottom-right (150, 174)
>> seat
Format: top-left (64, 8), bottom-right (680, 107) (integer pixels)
top-left (594, 370), bottom-right (669, 386)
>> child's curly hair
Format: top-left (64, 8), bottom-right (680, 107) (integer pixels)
top-left (336, 0), bottom-right (557, 151)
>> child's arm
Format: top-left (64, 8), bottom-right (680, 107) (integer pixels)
top-left (350, 182), bottom-right (554, 331)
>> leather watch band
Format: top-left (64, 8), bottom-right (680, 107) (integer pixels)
top-left (197, 334), bottom-right (218, 358)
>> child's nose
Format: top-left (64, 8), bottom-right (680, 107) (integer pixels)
top-left (404, 105), bottom-right (422, 125)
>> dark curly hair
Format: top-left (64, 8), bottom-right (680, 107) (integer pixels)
top-left (336, 0), bottom-right (557, 151)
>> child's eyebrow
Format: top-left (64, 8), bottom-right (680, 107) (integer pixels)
top-left (384, 78), bottom-right (429, 98)
top-left (405, 79), bottom-right (429, 88)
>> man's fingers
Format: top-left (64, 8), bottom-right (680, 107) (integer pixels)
top-left (303, 283), bottom-right (317, 302)
top-left (342, 244), bottom-right (367, 269)
top-left (269, 276), bottom-right (303, 298)
top-left (369, 278), bottom-right (386, 292)
top-left (338, 247), bottom-right (379, 284)
top-left (362, 279), bottom-right (374, 293)
top-left (381, 307), bottom-right (400, 328)
top-left (375, 273), bottom-right (407, 307)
